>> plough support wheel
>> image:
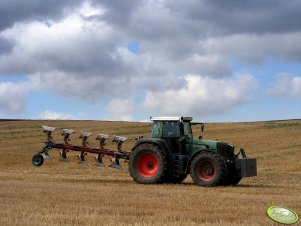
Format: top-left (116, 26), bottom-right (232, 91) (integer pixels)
top-left (32, 154), bottom-right (44, 166)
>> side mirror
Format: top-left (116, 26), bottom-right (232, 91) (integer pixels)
top-left (201, 123), bottom-right (204, 132)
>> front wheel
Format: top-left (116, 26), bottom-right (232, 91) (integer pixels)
top-left (32, 154), bottom-right (44, 166)
top-left (129, 144), bottom-right (166, 184)
top-left (190, 152), bottom-right (227, 186)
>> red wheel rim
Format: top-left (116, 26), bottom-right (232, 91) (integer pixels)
top-left (196, 161), bottom-right (216, 181)
top-left (137, 153), bottom-right (159, 178)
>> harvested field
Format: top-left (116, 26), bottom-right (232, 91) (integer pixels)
top-left (0, 119), bottom-right (300, 225)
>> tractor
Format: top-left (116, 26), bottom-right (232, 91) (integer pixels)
top-left (128, 116), bottom-right (257, 186)
top-left (32, 116), bottom-right (257, 186)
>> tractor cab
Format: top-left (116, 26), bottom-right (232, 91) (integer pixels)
top-left (150, 116), bottom-right (203, 155)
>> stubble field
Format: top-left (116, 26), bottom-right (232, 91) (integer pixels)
top-left (0, 119), bottom-right (300, 226)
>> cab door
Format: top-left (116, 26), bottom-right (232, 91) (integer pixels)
top-left (183, 121), bottom-right (194, 155)
top-left (161, 121), bottom-right (181, 154)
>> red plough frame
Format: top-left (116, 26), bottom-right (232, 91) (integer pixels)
top-left (32, 125), bottom-right (131, 169)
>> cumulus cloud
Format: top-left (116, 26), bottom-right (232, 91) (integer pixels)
top-left (1, 1), bottom-right (301, 83)
top-left (268, 73), bottom-right (301, 97)
top-left (0, 0), bottom-right (83, 31)
top-left (199, 32), bottom-right (301, 64)
top-left (0, 9), bottom-right (118, 76)
top-left (142, 74), bottom-right (257, 116)
top-left (0, 81), bottom-right (29, 114)
top-left (104, 98), bottom-right (135, 121)
top-left (162, 0), bottom-right (301, 35)
top-left (0, 0), bottom-right (301, 118)
top-left (39, 110), bottom-right (74, 120)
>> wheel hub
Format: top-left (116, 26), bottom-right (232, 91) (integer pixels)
top-left (204, 166), bottom-right (213, 174)
top-left (147, 161), bottom-right (154, 168)
top-left (136, 153), bottom-right (159, 178)
top-left (197, 161), bottom-right (217, 181)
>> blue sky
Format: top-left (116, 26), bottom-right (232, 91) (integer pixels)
top-left (0, 1), bottom-right (300, 122)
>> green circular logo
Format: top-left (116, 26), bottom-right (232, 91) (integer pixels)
top-left (267, 206), bottom-right (299, 224)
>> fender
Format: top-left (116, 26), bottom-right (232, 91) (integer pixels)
top-left (131, 138), bottom-right (171, 155)
top-left (184, 147), bottom-right (209, 174)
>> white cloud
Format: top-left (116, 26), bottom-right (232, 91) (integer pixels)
top-left (78, 2), bottom-right (106, 18)
top-left (39, 110), bottom-right (74, 120)
top-left (200, 32), bottom-right (301, 64)
top-left (0, 11), bottom-right (116, 75)
top-left (0, 81), bottom-right (29, 114)
top-left (104, 98), bottom-right (135, 121)
top-left (142, 74), bottom-right (257, 116)
top-left (1, 1), bottom-right (301, 120)
top-left (1, 1), bottom-right (301, 102)
top-left (268, 73), bottom-right (301, 97)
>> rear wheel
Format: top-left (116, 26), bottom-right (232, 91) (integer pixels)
top-left (129, 144), bottom-right (166, 184)
top-left (32, 153), bottom-right (44, 166)
top-left (190, 151), bottom-right (227, 186)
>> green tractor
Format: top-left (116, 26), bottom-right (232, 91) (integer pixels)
top-left (129, 116), bottom-right (257, 186)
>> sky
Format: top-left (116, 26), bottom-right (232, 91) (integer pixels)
top-left (0, 0), bottom-right (300, 122)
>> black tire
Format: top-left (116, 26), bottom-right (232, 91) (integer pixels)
top-left (228, 173), bottom-right (242, 186)
top-left (190, 151), bottom-right (227, 187)
top-left (129, 143), bottom-right (166, 184)
top-left (223, 165), bottom-right (242, 186)
top-left (32, 154), bottom-right (44, 166)
top-left (160, 174), bottom-right (187, 184)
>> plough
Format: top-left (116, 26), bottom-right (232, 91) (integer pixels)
top-left (32, 125), bottom-right (130, 169)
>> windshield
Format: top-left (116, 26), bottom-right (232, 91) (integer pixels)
top-left (162, 121), bottom-right (179, 137)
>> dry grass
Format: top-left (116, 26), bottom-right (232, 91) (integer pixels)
top-left (0, 119), bottom-right (300, 226)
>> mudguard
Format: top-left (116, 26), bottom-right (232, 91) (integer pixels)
top-left (131, 138), bottom-right (171, 155)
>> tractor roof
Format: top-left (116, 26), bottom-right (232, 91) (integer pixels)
top-left (150, 116), bottom-right (193, 122)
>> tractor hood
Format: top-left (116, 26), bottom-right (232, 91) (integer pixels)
top-left (191, 139), bottom-right (236, 159)
top-left (192, 139), bottom-right (218, 150)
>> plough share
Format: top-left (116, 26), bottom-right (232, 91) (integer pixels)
top-left (32, 125), bottom-right (130, 169)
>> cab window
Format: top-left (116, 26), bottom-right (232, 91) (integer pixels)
top-left (151, 121), bottom-right (160, 138)
top-left (162, 121), bottom-right (179, 137)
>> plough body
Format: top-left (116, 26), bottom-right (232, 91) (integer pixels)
top-left (32, 126), bottom-right (130, 168)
